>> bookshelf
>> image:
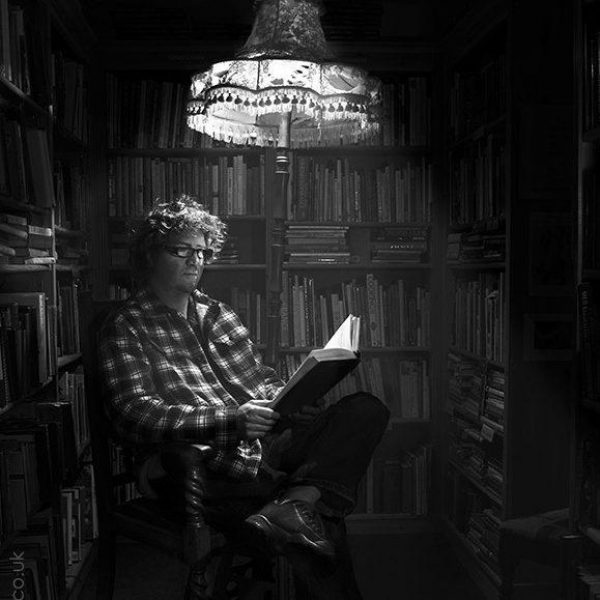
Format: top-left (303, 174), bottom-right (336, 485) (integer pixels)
top-left (95, 58), bottom-right (440, 529)
top-left (0, 1), bottom-right (97, 598)
top-left (572, 0), bottom-right (600, 596)
top-left (439, 0), bottom-right (574, 597)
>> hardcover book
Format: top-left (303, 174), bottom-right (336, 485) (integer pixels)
top-left (271, 314), bottom-right (361, 416)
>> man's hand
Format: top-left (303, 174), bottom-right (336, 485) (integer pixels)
top-left (237, 398), bottom-right (280, 440)
top-left (289, 399), bottom-right (326, 426)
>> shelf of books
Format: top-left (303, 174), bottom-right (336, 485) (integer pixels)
top-left (0, 2), bottom-right (97, 598)
top-left (100, 67), bottom-right (439, 531)
top-left (573, 0), bottom-right (600, 596)
top-left (441, 2), bottom-right (574, 596)
top-left (277, 72), bottom-right (436, 528)
top-left (439, 13), bottom-right (509, 589)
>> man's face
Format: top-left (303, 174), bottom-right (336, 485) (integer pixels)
top-left (149, 231), bottom-right (212, 295)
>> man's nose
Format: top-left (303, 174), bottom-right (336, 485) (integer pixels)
top-left (186, 251), bottom-right (202, 264)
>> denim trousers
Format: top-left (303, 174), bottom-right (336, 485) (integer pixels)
top-left (148, 391), bottom-right (390, 600)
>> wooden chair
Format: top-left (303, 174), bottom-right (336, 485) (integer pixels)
top-left (498, 508), bottom-right (582, 600)
top-left (79, 297), bottom-right (275, 600)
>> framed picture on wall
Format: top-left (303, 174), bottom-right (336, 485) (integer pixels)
top-left (523, 313), bottom-right (574, 361)
top-left (528, 212), bottom-right (572, 296)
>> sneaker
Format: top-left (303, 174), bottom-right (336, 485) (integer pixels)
top-left (245, 498), bottom-right (335, 560)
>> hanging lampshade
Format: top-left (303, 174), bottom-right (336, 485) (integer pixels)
top-left (186, 0), bottom-right (382, 148)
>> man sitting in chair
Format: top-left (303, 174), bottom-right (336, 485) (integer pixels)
top-left (98, 194), bottom-right (389, 599)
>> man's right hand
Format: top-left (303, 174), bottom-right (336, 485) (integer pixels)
top-left (237, 398), bottom-right (280, 440)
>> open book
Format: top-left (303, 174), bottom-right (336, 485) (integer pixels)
top-left (271, 314), bottom-right (361, 416)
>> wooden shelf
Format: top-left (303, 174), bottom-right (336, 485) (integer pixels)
top-left (0, 198), bottom-right (50, 215)
top-left (108, 214), bottom-right (266, 224)
top-left (56, 264), bottom-right (89, 274)
top-left (55, 226), bottom-right (86, 238)
top-left (447, 261), bottom-right (506, 270)
top-left (0, 74), bottom-right (49, 118)
top-left (109, 263), bottom-right (266, 272)
top-left (448, 346), bottom-right (505, 370)
top-left (448, 459), bottom-right (503, 506)
top-left (284, 262), bottom-right (431, 270)
top-left (445, 520), bottom-right (502, 589)
top-left (0, 264), bottom-right (51, 274)
top-left (286, 221), bottom-right (430, 228)
top-left (292, 145), bottom-right (431, 156)
top-left (107, 146), bottom-right (265, 157)
top-left (57, 353), bottom-right (82, 369)
top-left (280, 346), bottom-right (431, 353)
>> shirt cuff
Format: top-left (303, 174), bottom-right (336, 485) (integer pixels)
top-left (213, 406), bottom-right (240, 451)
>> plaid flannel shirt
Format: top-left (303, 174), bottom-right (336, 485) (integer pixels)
top-left (98, 287), bottom-right (285, 480)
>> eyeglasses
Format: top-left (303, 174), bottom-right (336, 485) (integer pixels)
top-left (163, 246), bottom-right (215, 262)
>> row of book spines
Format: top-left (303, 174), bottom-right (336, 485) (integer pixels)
top-left (110, 445), bottom-right (141, 504)
top-left (450, 403), bottom-right (505, 444)
top-left (0, 116), bottom-right (55, 208)
top-left (107, 155), bottom-right (266, 218)
top-left (106, 75), bottom-right (204, 150)
top-left (380, 78), bottom-right (431, 147)
top-left (54, 160), bottom-right (90, 233)
top-left (0, 288), bottom-right (80, 404)
top-left (448, 55), bottom-right (507, 140)
top-left (452, 274), bottom-right (505, 364)
top-left (288, 157), bottom-right (432, 224)
top-left (0, 437), bottom-right (41, 538)
top-left (0, 508), bottom-right (65, 600)
top-left (104, 74), bottom-right (432, 150)
top-left (0, 216), bottom-right (86, 262)
top-left (449, 139), bottom-right (507, 219)
top-left (280, 275), bottom-right (430, 349)
top-left (0, 0), bottom-right (31, 95)
top-left (355, 445), bottom-right (431, 515)
top-left (578, 282), bottom-right (600, 401)
top-left (464, 510), bottom-right (501, 570)
top-left (0, 402), bottom-right (84, 549)
top-left (57, 368), bottom-right (88, 455)
top-left (60, 469), bottom-right (98, 568)
top-left (214, 289), bottom-right (266, 345)
top-left (51, 52), bottom-right (88, 143)
top-left (0, 307), bottom-right (41, 405)
top-left (278, 354), bottom-right (430, 421)
top-left (57, 284), bottom-right (80, 357)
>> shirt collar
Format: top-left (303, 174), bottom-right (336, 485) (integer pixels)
top-left (134, 286), bottom-right (217, 323)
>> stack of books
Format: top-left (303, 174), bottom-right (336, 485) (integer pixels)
top-left (465, 507), bottom-right (501, 575)
top-left (370, 226), bottom-right (429, 263)
top-left (285, 225), bottom-right (352, 264)
top-left (447, 231), bottom-right (506, 262)
top-left (216, 235), bottom-right (240, 264)
top-left (0, 214), bottom-right (54, 265)
top-left (481, 367), bottom-right (505, 436)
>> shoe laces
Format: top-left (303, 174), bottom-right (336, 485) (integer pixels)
top-left (293, 501), bottom-right (325, 534)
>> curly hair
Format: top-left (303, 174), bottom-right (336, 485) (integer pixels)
top-left (129, 194), bottom-right (227, 282)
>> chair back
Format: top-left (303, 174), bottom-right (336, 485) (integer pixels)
top-left (79, 294), bottom-right (130, 524)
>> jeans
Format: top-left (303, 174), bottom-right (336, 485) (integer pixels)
top-left (146, 391), bottom-right (390, 600)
